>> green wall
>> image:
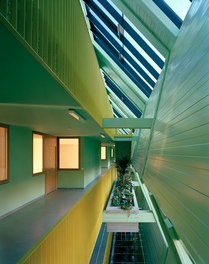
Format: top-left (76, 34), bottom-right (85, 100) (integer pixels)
top-left (133, 1), bottom-right (209, 263)
top-left (57, 170), bottom-right (84, 189)
top-left (0, 126), bottom-right (44, 217)
top-left (84, 138), bottom-right (101, 187)
top-left (1, 129), bottom-right (104, 217)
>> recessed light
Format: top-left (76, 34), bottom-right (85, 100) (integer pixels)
top-left (68, 109), bottom-right (85, 122)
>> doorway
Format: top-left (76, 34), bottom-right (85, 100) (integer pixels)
top-left (44, 135), bottom-right (57, 194)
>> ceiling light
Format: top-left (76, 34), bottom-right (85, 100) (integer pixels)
top-left (68, 109), bottom-right (85, 122)
top-left (100, 133), bottom-right (105, 138)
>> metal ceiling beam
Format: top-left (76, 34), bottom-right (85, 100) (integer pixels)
top-left (108, 94), bottom-right (135, 118)
top-left (96, 0), bottom-right (164, 68)
top-left (91, 22), bottom-right (156, 88)
top-left (152, 0), bottom-right (182, 29)
top-left (105, 74), bottom-right (142, 117)
top-left (86, 2), bottom-right (160, 80)
top-left (103, 118), bottom-right (153, 129)
top-left (95, 46), bottom-right (147, 108)
top-left (111, 0), bottom-right (172, 55)
top-left (94, 35), bottom-right (152, 97)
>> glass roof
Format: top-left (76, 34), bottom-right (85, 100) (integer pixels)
top-left (164, 0), bottom-right (192, 20)
top-left (81, 0), bottom-right (191, 125)
top-left (153, 0), bottom-right (191, 28)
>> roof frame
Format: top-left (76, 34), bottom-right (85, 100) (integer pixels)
top-left (82, 0), bottom-right (177, 118)
top-left (96, 0), bottom-right (165, 67)
top-left (85, 7), bottom-right (156, 95)
top-left (109, 95), bottom-right (134, 118)
top-left (93, 29), bottom-right (152, 97)
top-left (87, 10), bottom-right (156, 88)
top-left (152, 0), bottom-right (183, 28)
top-left (85, 1), bottom-right (161, 80)
top-left (104, 73), bottom-right (142, 117)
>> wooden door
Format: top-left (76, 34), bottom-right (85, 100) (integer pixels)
top-left (44, 135), bottom-right (57, 194)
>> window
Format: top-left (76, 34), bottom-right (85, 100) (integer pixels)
top-left (33, 133), bottom-right (43, 174)
top-left (101, 146), bottom-right (106, 160)
top-left (58, 138), bottom-right (79, 169)
top-left (0, 125), bottom-right (8, 184)
top-left (111, 147), bottom-right (114, 158)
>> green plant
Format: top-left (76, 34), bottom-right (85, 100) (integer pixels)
top-left (116, 156), bottom-right (131, 176)
top-left (111, 156), bottom-right (134, 210)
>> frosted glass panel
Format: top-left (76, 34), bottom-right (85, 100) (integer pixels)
top-left (101, 146), bottom-right (106, 160)
top-left (33, 134), bottom-right (43, 174)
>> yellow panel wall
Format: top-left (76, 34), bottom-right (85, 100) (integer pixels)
top-left (18, 166), bottom-right (116, 264)
top-left (0, 0), bottom-right (114, 136)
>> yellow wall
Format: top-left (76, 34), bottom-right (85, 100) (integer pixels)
top-left (18, 166), bottom-right (116, 264)
top-left (0, 0), bottom-right (114, 137)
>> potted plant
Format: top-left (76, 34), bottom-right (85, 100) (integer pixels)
top-left (116, 156), bottom-right (131, 178)
top-left (103, 156), bottom-right (140, 232)
top-left (111, 158), bottom-right (133, 210)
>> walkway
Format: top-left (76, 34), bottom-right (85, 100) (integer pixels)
top-left (0, 169), bottom-right (108, 264)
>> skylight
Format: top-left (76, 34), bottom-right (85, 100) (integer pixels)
top-left (81, 0), bottom-right (190, 119)
top-left (164, 0), bottom-right (191, 20)
top-left (152, 0), bottom-right (191, 28)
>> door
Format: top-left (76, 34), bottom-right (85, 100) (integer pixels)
top-left (44, 135), bottom-right (57, 194)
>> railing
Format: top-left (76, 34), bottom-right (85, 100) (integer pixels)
top-left (18, 166), bottom-right (116, 264)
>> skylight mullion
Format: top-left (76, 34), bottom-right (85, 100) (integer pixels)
top-left (124, 46), bottom-right (157, 83)
top-left (111, 100), bottom-right (127, 118)
top-left (122, 63), bottom-right (152, 97)
top-left (104, 74), bottom-right (142, 117)
top-left (109, 94), bottom-right (136, 118)
top-left (109, 98), bottom-right (129, 118)
top-left (97, 0), bottom-right (122, 24)
top-left (123, 36), bottom-right (160, 79)
top-left (88, 11), bottom-right (156, 88)
top-left (84, 1), bottom-right (117, 34)
top-left (109, 96), bottom-right (130, 118)
top-left (86, 0), bottom-right (152, 97)
top-left (112, 107), bottom-right (122, 118)
top-left (124, 57), bottom-right (154, 90)
top-left (97, 0), bottom-right (164, 68)
top-left (122, 48), bottom-right (156, 88)
top-left (87, 10), bottom-right (122, 53)
top-left (93, 31), bottom-right (119, 61)
top-left (107, 87), bottom-right (137, 118)
top-left (164, 0), bottom-right (191, 20)
top-left (122, 18), bottom-right (164, 68)
top-left (86, 0), bottom-right (160, 82)
top-left (85, 1), bottom-right (120, 44)
top-left (152, 0), bottom-right (183, 29)
top-left (94, 33), bottom-right (152, 97)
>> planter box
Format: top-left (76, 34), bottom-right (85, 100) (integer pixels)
top-left (104, 184), bottom-right (140, 232)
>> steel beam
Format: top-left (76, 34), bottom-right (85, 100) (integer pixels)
top-left (103, 118), bottom-right (153, 129)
